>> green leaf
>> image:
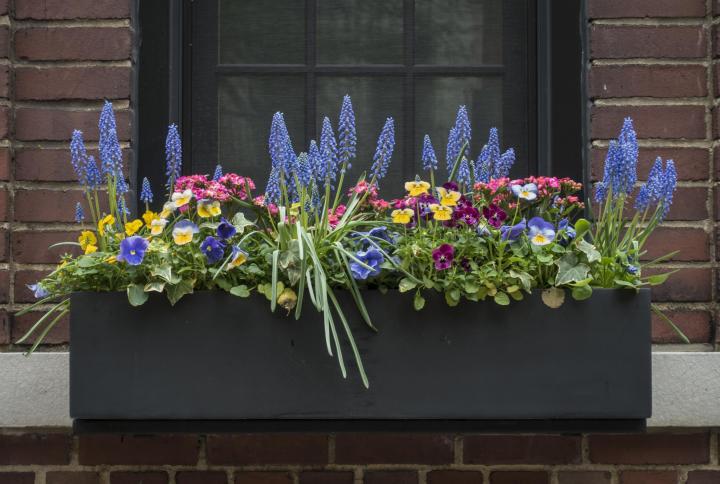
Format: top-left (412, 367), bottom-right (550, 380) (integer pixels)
top-left (231, 212), bottom-right (255, 233)
top-left (574, 218), bottom-right (591, 239)
top-left (613, 279), bottom-right (637, 288)
top-left (509, 290), bottom-right (524, 301)
top-left (214, 278), bottom-right (233, 291)
top-left (143, 281), bottom-right (165, 293)
top-left (541, 287), bottom-right (565, 308)
top-left (127, 284), bottom-right (149, 306)
top-left (577, 239), bottom-right (601, 263)
top-left (166, 280), bottom-right (193, 305)
top-left (554, 253), bottom-right (590, 286)
top-left (444, 290), bottom-right (460, 307)
top-left (230, 285), bottom-right (250, 297)
top-left (493, 291), bottom-right (510, 306)
top-left (151, 264), bottom-right (179, 284)
top-left (78, 257), bottom-right (98, 268)
top-left (399, 278), bottom-right (417, 293)
top-left (509, 269), bottom-right (533, 292)
top-left (571, 284), bottom-right (592, 301)
top-left (644, 271), bottom-right (676, 286)
top-left (413, 291), bottom-right (425, 311)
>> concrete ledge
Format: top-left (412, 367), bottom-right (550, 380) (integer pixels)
top-left (1, 352), bottom-right (718, 428)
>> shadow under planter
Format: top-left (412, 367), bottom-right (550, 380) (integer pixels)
top-left (70, 289), bottom-right (651, 433)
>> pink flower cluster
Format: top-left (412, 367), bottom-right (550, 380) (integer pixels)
top-left (174, 173), bottom-right (255, 202)
top-left (348, 181), bottom-right (390, 213)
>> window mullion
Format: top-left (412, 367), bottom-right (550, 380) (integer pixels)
top-left (403, 0), bottom-right (415, 182)
top-left (305, 0), bottom-right (317, 143)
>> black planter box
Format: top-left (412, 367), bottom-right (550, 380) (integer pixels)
top-left (70, 289), bottom-right (651, 433)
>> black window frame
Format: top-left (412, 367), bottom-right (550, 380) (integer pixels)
top-left (134, 0), bottom-right (586, 207)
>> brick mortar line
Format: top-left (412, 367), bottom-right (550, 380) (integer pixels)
top-left (591, 59), bottom-right (710, 66)
top-left (593, 98), bottom-right (712, 106)
top-left (13, 100), bottom-right (131, 109)
top-left (12, 19), bottom-right (130, 29)
top-left (591, 139), bottom-right (714, 148)
top-left (591, 19), bottom-right (708, 26)
top-left (13, 61), bottom-right (132, 68)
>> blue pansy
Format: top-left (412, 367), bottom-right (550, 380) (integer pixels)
top-left (350, 248), bottom-right (384, 280)
top-left (117, 236), bottom-right (150, 266)
top-left (27, 283), bottom-right (49, 299)
top-left (500, 219), bottom-right (527, 241)
top-left (217, 217), bottom-right (237, 240)
top-left (200, 236), bottom-right (225, 264)
top-left (511, 183), bottom-right (538, 201)
top-left (527, 217), bottom-right (555, 246)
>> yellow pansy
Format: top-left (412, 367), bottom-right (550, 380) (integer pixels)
top-left (197, 199), bottom-right (221, 218)
top-left (430, 203), bottom-right (453, 221)
top-left (171, 189), bottom-right (193, 208)
top-left (228, 246), bottom-right (248, 268)
top-left (78, 230), bottom-right (97, 250)
top-left (142, 210), bottom-right (159, 226)
top-left (150, 218), bottom-right (168, 236)
top-left (84, 244), bottom-right (98, 254)
top-left (391, 208), bottom-right (414, 224)
top-left (98, 214), bottom-right (115, 236)
top-left (404, 180), bottom-right (430, 197)
top-left (172, 220), bottom-right (199, 245)
top-left (436, 187), bottom-right (461, 207)
top-left (160, 202), bottom-right (176, 219)
top-left (124, 219), bottom-right (143, 236)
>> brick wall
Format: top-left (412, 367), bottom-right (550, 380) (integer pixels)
top-left (0, 0), bottom-right (719, 481)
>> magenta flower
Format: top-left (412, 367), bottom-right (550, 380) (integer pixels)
top-left (482, 204), bottom-right (507, 228)
top-left (432, 243), bottom-right (455, 271)
top-left (453, 203), bottom-right (480, 226)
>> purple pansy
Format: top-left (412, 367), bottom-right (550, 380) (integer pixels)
top-left (117, 236), bottom-right (150, 266)
top-left (482, 204), bottom-right (507, 228)
top-left (217, 217), bottom-right (237, 240)
top-left (350, 247), bottom-right (384, 280)
top-left (200, 236), bottom-right (226, 264)
top-left (432, 244), bottom-right (455, 271)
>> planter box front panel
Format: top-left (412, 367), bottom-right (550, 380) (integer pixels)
top-left (70, 289), bottom-right (651, 422)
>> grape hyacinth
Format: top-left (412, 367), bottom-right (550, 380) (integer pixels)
top-left (595, 117), bottom-right (638, 202)
top-left (370, 117), bottom-right (395, 183)
top-left (319, 117), bottom-right (338, 186)
top-left (659, 160), bottom-right (677, 221)
top-left (74, 202), bottom-right (84, 223)
top-left (495, 147), bottom-right (516, 179)
top-left (421, 134), bottom-right (438, 172)
top-left (268, 112), bottom-right (295, 180)
top-left (457, 157), bottom-right (471, 186)
top-left (446, 126), bottom-right (458, 173)
top-left (307, 140), bottom-right (322, 184)
top-left (165, 123), bottom-right (182, 189)
top-left (212, 164), bottom-right (223, 181)
top-left (296, 152), bottom-right (312, 187)
top-left (85, 156), bottom-right (102, 190)
top-left (70, 130), bottom-right (89, 186)
top-left (265, 166), bottom-right (281, 204)
top-left (446, 106), bottom-right (471, 173)
top-left (337, 94), bottom-right (356, 171)
top-left (98, 101), bottom-right (123, 178)
top-left (140, 177), bottom-right (153, 204)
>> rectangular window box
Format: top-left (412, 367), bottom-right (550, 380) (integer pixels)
top-left (70, 288), bottom-right (650, 432)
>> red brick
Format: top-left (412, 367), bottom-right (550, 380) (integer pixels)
top-left (667, 187), bottom-right (710, 221)
top-left (589, 433), bottom-right (709, 464)
top-left (643, 228), bottom-right (709, 262)
top-left (0, 28), bottom-right (9, 58)
top-left (0, 228), bottom-right (8, 262)
top-left (0, 149), bottom-right (10, 180)
top-left (490, 472), bottom-right (549, 484)
top-left (715, 63), bottom-right (720, 97)
top-left (78, 435), bottom-right (199, 465)
top-left (0, 188), bottom-right (8, 222)
top-left (591, 147), bottom-right (709, 182)
top-left (15, 148), bottom-right (130, 182)
top-left (464, 435), bottom-right (580, 465)
top-left (15, 189), bottom-right (92, 223)
top-left (15, 107), bottom-right (131, 141)
top-left (13, 231), bottom-right (81, 264)
top-left (591, 105), bottom-right (706, 140)
top-left (16, 28), bottom-right (131, 61)
top-left (206, 434), bottom-right (327, 465)
top-left (687, 471), bottom-right (720, 484)
top-left (235, 472), bottom-right (292, 484)
top-left (652, 310), bottom-right (712, 344)
top-left (110, 472), bottom-right (167, 484)
top-left (335, 433), bottom-right (453, 465)
top-left (0, 106), bottom-right (9, 139)
top-left (0, 433), bottom-right (71, 465)
top-left (0, 66), bottom-right (8, 99)
top-left (557, 472), bottom-right (611, 484)
top-left (649, 267), bottom-right (713, 302)
top-left (176, 472), bottom-right (227, 484)
top-left (11, 311), bottom-right (70, 345)
top-left (0, 311), bottom-right (8, 345)
top-left (427, 471), bottom-right (482, 484)
top-left (0, 270), bottom-right (10, 304)
top-left (0, 0), bottom-right (7, 15)
top-left (0, 474), bottom-right (34, 484)
top-left (15, 0), bottom-right (130, 19)
top-left (46, 472), bottom-right (101, 484)
top-left (14, 270), bottom-right (51, 303)
top-left (620, 471), bottom-right (677, 484)
top-left (591, 26), bottom-right (707, 59)
top-left (588, 0), bottom-right (706, 17)
top-left (16, 67), bottom-right (131, 101)
top-left (364, 471), bottom-right (417, 484)
top-left (298, 472), bottom-right (353, 484)
top-left (589, 65), bottom-right (707, 98)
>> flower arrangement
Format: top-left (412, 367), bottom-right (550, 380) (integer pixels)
top-left (19, 97), bottom-right (680, 387)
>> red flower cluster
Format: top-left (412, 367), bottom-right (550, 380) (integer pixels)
top-left (348, 181), bottom-right (390, 212)
top-left (174, 173), bottom-right (255, 202)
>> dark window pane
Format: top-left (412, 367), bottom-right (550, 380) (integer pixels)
top-left (216, 76), bottom-right (305, 186)
top-left (316, 76), bottom-right (404, 193)
top-left (317, 0), bottom-right (403, 65)
top-left (218, 0), bottom-right (305, 64)
top-left (415, 0), bottom-right (503, 65)
top-left (414, 77), bottom-right (505, 176)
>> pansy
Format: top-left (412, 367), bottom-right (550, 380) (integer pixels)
top-left (404, 180), bottom-right (430, 197)
top-left (98, 214), bottom-right (115, 236)
top-left (200, 236), bottom-right (225, 264)
top-left (142, 210), bottom-right (159, 226)
top-left (27, 283), bottom-right (49, 299)
top-left (429, 204), bottom-right (453, 221)
top-left (527, 217), bottom-right (555, 246)
top-left (84, 244), bottom-right (98, 254)
top-left (172, 219), bottom-right (199, 245)
top-left (436, 186), bottom-right (461, 206)
top-left (160, 202), bottom-right (176, 219)
top-left (350, 248), bottom-right (384, 280)
top-left (228, 245), bottom-right (248, 268)
top-left (78, 230), bottom-right (97, 251)
top-left (452, 204), bottom-right (480, 226)
top-left (217, 217), bottom-right (237, 239)
top-left (197, 199), bottom-right (221, 218)
top-left (150, 217), bottom-right (168, 236)
top-left (391, 208), bottom-right (414, 224)
top-left (500, 219), bottom-right (526, 241)
top-left (476, 223), bottom-right (491, 237)
top-left (511, 183), bottom-right (538, 201)
top-left (432, 243), bottom-right (454, 270)
top-left (482, 204), bottom-right (507, 228)
top-left (558, 218), bottom-right (576, 241)
top-left (124, 219), bottom-right (143, 236)
top-left (171, 189), bottom-right (193, 208)
top-left (117, 235), bottom-right (149, 265)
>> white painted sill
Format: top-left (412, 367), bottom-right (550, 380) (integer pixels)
top-left (0, 352), bottom-right (718, 428)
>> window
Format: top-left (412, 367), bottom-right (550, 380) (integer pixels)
top-left (136, 1), bottom-right (584, 201)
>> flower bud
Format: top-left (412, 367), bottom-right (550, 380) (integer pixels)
top-left (277, 287), bottom-right (298, 314)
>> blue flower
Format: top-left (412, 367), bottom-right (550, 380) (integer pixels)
top-left (370, 117), bottom-right (395, 182)
top-left (165, 123), bottom-right (182, 188)
top-left (217, 217), bottom-right (237, 240)
top-left (70, 130), bottom-right (89, 186)
top-left (495, 148), bottom-right (515, 179)
top-left (84, 155), bottom-right (102, 189)
top-left (74, 202), bottom-right (84, 223)
top-left (659, 160), bottom-right (676, 221)
top-left (626, 265), bottom-right (639, 275)
top-left (500, 219), bottom-right (526, 241)
top-left (338, 94), bottom-right (356, 171)
top-left (140, 177), bottom-right (153, 204)
top-left (421, 134), bottom-right (438, 172)
top-left (269, 112), bottom-right (292, 177)
top-left (355, 226), bottom-right (395, 249)
top-left (457, 157), bottom-right (471, 185)
top-left (117, 235), bottom-right (149, 266)
top-left (200, 236), bottom-right (225, 264)
top-left (319, 117), bottom-right (338, 185)
top-left (558, 218), bottom-right (576, 242)
top-left (596, 117), bottom-right (638, 202)
top-left (527, 217), bottom-right (555, 246)
top-left (446, 126), bottom-right (459, 173)
top-left (476, 224), bottom-right (491, 237)
top-left (264, 167), bottom-right (281, 204)
top-left (295, 152), bottom-right (313, 188)
top-left (213, 164), bottom-right (223, 181)
top-left (350, 247), bottom-right (384, 280)
top-left (474, 144), bottom-right (491, 183)
top-left (99, 101), bottom-right (123, 179)
top-left (307, 140), bottom-right (322, 184)
top-left (511, 183), bottom-right (538, 201)
top-left (27, 283), bottom-right (49, 299)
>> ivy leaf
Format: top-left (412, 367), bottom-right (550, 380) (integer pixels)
top-left (230, 285), bottom-right (250, 297)
top-left (166, 280), bottom-right (194, 305)
top-left (571, 284), bottom-right (592, 301)
top-left (151, 264), bottom-right (180, 284)
top-left (143, 281), bottom-right (165, 293)
top-left (127, 284), bottom-right (149, 306)
top-left (554, 253), bottom-right (590, 286)
top-left (509, 269), bottom-right (533, 292)
top-left (493, 291), bottom-right (510, 306)
top-left (231, 212), bottom-right (255, 234)
top-left (577, 239), bottom-right (601, 263)
top-left (399, 278), bottom-right (417, 293)
top-left (413, 291), bottom-right (425, 311)
top-left (541, 287), bottom-right (565, 308)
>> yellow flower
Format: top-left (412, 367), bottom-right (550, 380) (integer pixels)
top-left (404, 180), bottom-right (430, 197)
top-left (98, 214), bottom-right (115, 236)
top-left (228, 247), bottom-right (248, 268)
top-left (391, 208), bottom-right (414, 224)
top-left (78, 230), bottom-right (97, 250)
top-left (142, 210), bottom-right (159, 226)
top-left (171, 189), bottom-right (193, 208)
top-left (430, 203), bottom-right (453, 221)
top-left (277, 287), bottom-right (298, 313)
top-left (289, 202), bottom-right (302, 217)
top-left (84, 244), bottom-right (98, 254)
top-left (150, 218), bottom-right (168, 236)
top-left (105, 255), bottom-right (117, 264)
top-left (124, 219), bottom-right (143, 236)
top-left (436, 187), bottom-right (461, 207)
top-left (197, 199), bottom-right (221, 218)
top-left (172, 220), bottom-right (198, 245)
top-left (160, 202), bottom-right (176, 219)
